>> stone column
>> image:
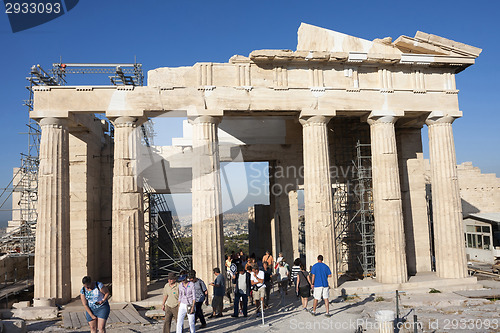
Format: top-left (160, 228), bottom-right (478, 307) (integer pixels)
top-left (269, 162), bottom-right (280, 260)
top-left (112, 116), bottom-right (147, 302)
top-left (396, 127), bottom-right (432, 275)
top-left (368, 114), bottom-right (408, 284)
top-left (300, 116), bottom-right (337, 287)
top-left (426, 115), bottom-right (467, 279)
top-left (272, 159), bottom-right (299, 262)
top-left (289, 189), bottom-right (300, 260)
top-left (248, 204), bottom-right (271, 257)
top-left (69, 130), bottom-right (98, 296)
top-left (191, 116), bottom-right (224, 290)
top-left (34, 117), bottom-right (71, 304)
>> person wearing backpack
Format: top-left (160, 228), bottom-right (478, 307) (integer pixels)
top-left (189, 270), bottom-right (208, 329)
top-left (80, 276), bottom-right (111, 333)
top-left (231, 265), bottom-right (251, 317)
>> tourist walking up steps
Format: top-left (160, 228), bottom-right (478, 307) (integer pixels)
top-left (177, 273), bottom-right (196, 333)
top-left (80, 276), bottom-right (111, 333)
top-left (209, 267), bottom-right (225, 318)
top-left (296, 264), bottom-right (312, 311)
top-left (231, 265), bottom-right (251, 317)
top-left (262, 251), bottom-right (274, 270)
top-left (276, 261), bottom-right (289, 305)
top-left (162, 272), bottom-right (179, 333)
top-left (274, 252), bottom-right (284, 270)
top-left (262, 261), bottom-right (272, 308)
top-left (250, 264), bottom-right (266, 316)
top-left (310, 255), bottom-right (332, 317)
top-left (291, 258), bottom-right (302, 295)
top-left (189, 270), bottom-right (208, 329)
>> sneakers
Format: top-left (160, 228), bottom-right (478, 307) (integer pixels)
top-left (325, 313), bottom-right (332, 318)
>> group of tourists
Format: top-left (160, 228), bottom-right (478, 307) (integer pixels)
top-left (162, 269), bottom-right (213, 333)
top-left (78, 252), bottom-right (333, 333)
top-left (224, 250), bottom-right (334, 317)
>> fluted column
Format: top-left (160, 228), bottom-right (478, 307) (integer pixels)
top-left (289, 189), bottom-right (300, 260)
top-left (112, 116), bottom-right (147, 302)
top-left (34, 117), bottom-right (71, 304)
top-left (191, 116), bottom-right (224, 291)
top-left (368, 114), bottom-right (408, 284)
top-left (426, 115), bottom-right (467, 279)
top-left (300, 116), bottom-right (337, 288)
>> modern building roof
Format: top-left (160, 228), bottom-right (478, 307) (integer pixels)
top-left (467, 213), bottom-right (500, 224)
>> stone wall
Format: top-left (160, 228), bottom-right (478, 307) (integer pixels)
top-left (425, 160), bottom-right (500, 216)
top-left (457, 162), bottom-right (500, 215)
top-left (0, 255), bottom-right (30, 282)
top-left (69, 118), bottom-right (113, 296)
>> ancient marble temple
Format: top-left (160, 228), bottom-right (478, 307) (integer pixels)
top-left (30, 23), bottom-right (481, 302)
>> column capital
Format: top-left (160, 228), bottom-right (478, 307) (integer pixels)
top-left (366, 110), bottom-right (398, 125)
top-left (299, 115), bottom-right (331, 126)
top-left (188, 115), bottom-right (222, 125)
top-left (39, 117), bottom-right (68, 128)
top-left (111, 116), bottom-right (142, 128)
top-left (425, 112), bottom-right (458, 126)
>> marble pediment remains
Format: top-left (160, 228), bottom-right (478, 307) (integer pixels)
top-left (249, 23), bottom-right (481, 70)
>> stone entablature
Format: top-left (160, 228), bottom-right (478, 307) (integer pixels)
top-left (31, 23), bottom-right (480, 120)
top-left (31, 85), bottom-right (462, 118)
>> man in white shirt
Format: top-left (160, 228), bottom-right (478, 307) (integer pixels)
top-left (231, 265), bottom-right (251, 317)
top-left (275, 261), bottom-right (289, 304)
top-left (250, 265), bottom-right (266, 315)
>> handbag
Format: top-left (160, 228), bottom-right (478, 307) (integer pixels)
top-left (300, 271), bottom-right (312, 295)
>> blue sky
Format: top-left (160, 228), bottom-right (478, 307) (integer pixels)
top-left (0, 0), bottom-right (499, 224)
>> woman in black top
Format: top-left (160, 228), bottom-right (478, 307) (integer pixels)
top-left (295, 264), bottom-right (312, 311)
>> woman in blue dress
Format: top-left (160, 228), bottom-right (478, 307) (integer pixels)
top-left (80, 276), bottom-right (111, 333)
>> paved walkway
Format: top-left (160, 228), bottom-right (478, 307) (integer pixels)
top-left (26, 280), bottom-right (500, 332)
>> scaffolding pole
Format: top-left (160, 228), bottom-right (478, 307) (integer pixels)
top-left (331, 119), bottom-right (375, 279)
top-left (354, 141), bottom-right (375, 277)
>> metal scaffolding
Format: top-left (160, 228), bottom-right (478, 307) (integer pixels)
top-left (353, 141), bottom-right (375, 277)
top-left (143, 183), bottom-right (192, 280)
top-left (331, 118), bottom-right (375, 279)
top-left (0, 62), bottom-right (147, 268)
top-left (140, 116), bottom-right (191, 279)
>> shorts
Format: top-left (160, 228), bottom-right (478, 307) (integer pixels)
top-left (212, 295), bottom-right (223, 312)
top-left (313, 286), bottom-right (330, 300)
top-left (255, 286), bottom-right (266, 300)
top-left (85, 302), bottom-right (110, 322)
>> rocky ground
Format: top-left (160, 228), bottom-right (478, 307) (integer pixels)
top-left (23, 279), bottom-right (500, 332)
